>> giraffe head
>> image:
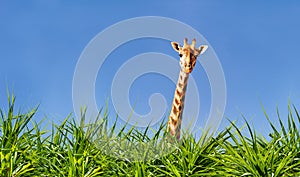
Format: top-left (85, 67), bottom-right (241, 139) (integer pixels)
top-left (171, 38), bottom-right (208, 73)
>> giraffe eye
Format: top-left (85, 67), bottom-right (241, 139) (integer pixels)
top-left (179, 54), bottom-right (183, 57)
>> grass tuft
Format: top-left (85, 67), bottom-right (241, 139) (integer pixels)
top-left (0, 93), bottom-right (299, 176)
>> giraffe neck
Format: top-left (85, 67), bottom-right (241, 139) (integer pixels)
top-left (168, 68), bottom-right (189, 140)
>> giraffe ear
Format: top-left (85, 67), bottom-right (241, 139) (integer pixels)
top-left (171, 42), bottom-right (181, 52)
top-left (198, 45), bottom-right (208, 55)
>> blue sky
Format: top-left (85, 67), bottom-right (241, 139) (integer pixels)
top-left (1, 1), bottom-right (300, 137)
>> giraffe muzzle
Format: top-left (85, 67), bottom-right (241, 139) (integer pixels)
top-left (184, 67), bottom-right (193, 73)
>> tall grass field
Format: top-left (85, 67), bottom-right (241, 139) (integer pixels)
top-left (1, 94), bottom-right (299, 176)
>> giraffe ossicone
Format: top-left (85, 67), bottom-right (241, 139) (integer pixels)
top-left (168, 38), bottom-right (208, 140)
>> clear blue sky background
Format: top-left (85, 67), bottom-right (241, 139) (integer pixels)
top-left (1, 1), bottom-right (300, 137)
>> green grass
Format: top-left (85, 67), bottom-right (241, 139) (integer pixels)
top-left (0, 94), bottom-right (300, 176)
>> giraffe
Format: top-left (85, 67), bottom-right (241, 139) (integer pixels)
top-left (168, 38), bottom-right (208, 140)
